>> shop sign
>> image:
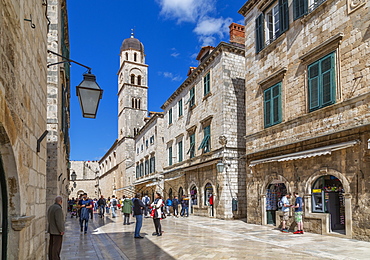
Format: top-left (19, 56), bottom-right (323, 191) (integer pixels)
top-left (312, 189), bottom-right (322, 193)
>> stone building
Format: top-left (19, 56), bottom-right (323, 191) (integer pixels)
top-left (133, 23), bottom-right (246, 219)
top-left (133, 112), bottom-right (165, 199)
top-left (98, 32), bottom-right (148, 199)
top-left (239, 0), bottom-right (369, 240)
top-left (69, 161), bottom-right (99, 198)
top-left (46, 0), bottom-right (71, 213)
top-left (1, 0), bottom-right (49, 258)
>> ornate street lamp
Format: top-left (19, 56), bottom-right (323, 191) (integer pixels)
top-left (76, 73), bottom-right (103, 119)
top-left (47, 50), bottom-right (103, 119)
top-left (216, 160), bottom-right (225, 173)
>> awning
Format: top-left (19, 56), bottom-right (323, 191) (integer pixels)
top-left (133, 176), bottom-right (158, 185)
top-left (249, 140), bottom-right (359, 167)
top-left (163, 174), bottom-right (185, 182)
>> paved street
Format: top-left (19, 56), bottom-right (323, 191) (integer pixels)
top-left (61, 213), bottom-right (370, 260)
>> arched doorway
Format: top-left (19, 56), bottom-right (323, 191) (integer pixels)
top-left (204, 183), bottom-right (214, 217)
top-left (178, 187), bottom-right (184, 198)
top-left (190, 185), bottom-right (197, 213)
top-left (312, 175), bottom-right (345, 232)
top-left (266, 182), bottom-right (287, 225)
top-left (0, 155), bottom-right (8, 259)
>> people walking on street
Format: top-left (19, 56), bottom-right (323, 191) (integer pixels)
top-left (172, 196), bottom-right (179, 217)
top-left (142, 194), bottom-right (151, 217)
top-left (122, 195), bottom-right (133, 225)
top-left (292, 192), bottom-right (304, 234)
top-left (133, 193), bottom-right (145, 238)
top-left (180, 195), bottom-right (189, 217)
top-left (209, 194), bottom-right (214, 217)
top-left (111, 195), bottom-right (118, 218)
top-left (280, 193), bottom-right (292, 233)
top-left (151, 192), bottom-right (164, 236)
top-left (87, 196), bottom-right (94, 219)
top-left (97, 195), bottom-right (106, 218)
top-left (47, 196), bottom-right (65, 260)
top-left (165, 197), bottom-right (172, 216)
top-left (78, 193), bottom-right (92, 234)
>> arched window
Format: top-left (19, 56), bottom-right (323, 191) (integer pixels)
top-left (135, 99), bottom-right (138, 109)
top-left (178, 187), bottom-right (184, 198)
top-left (190, 185), bottom-right (198, 205)
top-left (138, 99), bottom-right (141, 109)
top-left (132, 98), bottom-right (135, 108)
top-left (204, 183), bottom-right (213, 206)
top-left (137, 75), bottom-right (141, 86)
top-left (125, 52), bottom-right (128, 60)
top-left (168, 188), bottom-right (173, 199)
top-left (131, 74), bottom-right (135, 84)
top-left (134, 53), bottom-right (137, 62)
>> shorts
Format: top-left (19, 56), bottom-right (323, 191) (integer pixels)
top-left (295, 211), bottom-right (303, 223)
top-left (283, 211), bottom-right (289, 221)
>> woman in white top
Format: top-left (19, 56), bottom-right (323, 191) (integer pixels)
top-left (151, 192), bottom-right (163, 236)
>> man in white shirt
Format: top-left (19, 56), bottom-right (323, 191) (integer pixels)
top-left (280, 193), bottom-right (292, 233)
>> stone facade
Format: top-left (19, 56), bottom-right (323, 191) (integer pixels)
top-left (159, 40), bottom-right (246, 219)
top-left (0, 0), bottom-right (50, 258)
top-left (46, 0), bottom-right (70, 215)
top-left (69, 161), bottom-right (99, 198)
top-left (239, 0), bottom-right (370, 240)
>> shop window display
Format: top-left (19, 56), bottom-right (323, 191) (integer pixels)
top-left (266, 183), bottom-right (287, 225)
top-left (312, 175), bottom-right (345, 231)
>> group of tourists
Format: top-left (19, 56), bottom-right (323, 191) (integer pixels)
top-left (279, 192), bottom-right (304, 234)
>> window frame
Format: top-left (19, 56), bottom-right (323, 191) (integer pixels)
top-left (307, 52), bottom-right (336, 112)
top-left (187, 87), bottom-right (195, 108)
top-left (168, 108), bottom-right (173, 125)
top-left (198, 125), bottom-right (211, 153)
top-left (187, 133), bottom-right (195, 158)
top-left (178, 141), bottom-right (183, 162)
top-left (204, 72), bottom-right (210, 96)
top-left (178, 99), bottom-right (183, 117)
top-left (168, 146), bottom-right (173, 166)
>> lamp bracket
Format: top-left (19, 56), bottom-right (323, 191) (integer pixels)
top-left (36, 130), bottom-right (48, 153)
top-left (47, 50), bottom-right (92, 73)
top-left (24, 14), bottom-right (36, 29)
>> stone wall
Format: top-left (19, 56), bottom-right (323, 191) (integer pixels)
top-left (0, 0), bottom-right (49, 258)
top-left (69, 161), bottom-right (98, 198)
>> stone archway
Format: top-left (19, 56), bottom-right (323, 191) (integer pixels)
top-left (0, 155), bottom-right (8, 259)
top-left (304, 168), bottom-right (352, 237)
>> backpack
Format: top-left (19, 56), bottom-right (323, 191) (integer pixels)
top-left (112, 199), bottom-right (117, 207)
top-left (277, 199), bottom-right (284, 209)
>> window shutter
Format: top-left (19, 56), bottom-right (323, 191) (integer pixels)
top-left (321, 53), bottom-right (336, 106)
top-left (294, 0), bottom-right (308, 20)
top-left (279, 0), bottom-right (289, 34)
top-left (264, 88), bottom-right (272, 127)
top-left (272, 83), bottom-right (282, 124)
top-left (308, 62), bottom-right (320, 111)
top-left (255, 14), bottom-right (264, 53)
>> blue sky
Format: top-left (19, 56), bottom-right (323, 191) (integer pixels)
top-left (68, 0), bottom-right (245, 160)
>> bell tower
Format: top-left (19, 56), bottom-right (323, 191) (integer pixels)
top-left (117, 31), bottom-right (148, 139)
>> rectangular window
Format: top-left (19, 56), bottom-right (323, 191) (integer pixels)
top-left (150, 136), bottom-right (154, 144)
top-left (150, 157), bottom-right (155, 173)
top-left (136, 165), bottom-right (139, 179)
top-left (264, 82), bottom-right (282, 128)
top-left (187, 133), bottom-right (195, 158)
top-left (145, 140), bottom-right (148, 148)
top-left (168, 147), bottom-right (173, 166)
top-left (139, 163), bottom-right (143, 177)
top-left (145, 160), bottom-right (149, 175)
top-left (256, 0), bottom-right (289, 51)
top-left (178, 141), bottom-right (183, 162)
top-left (308, 0), bottom-right (326, 12)
top-left (204, 72), bottom-right (210, 96)
top-left (169, 108), bottom-right (173, 125)
top-left (293, 0), bottom-right (308, 20)
top-left (187, 87), bottom-right (195, 108)
top-left (178, 99), bottom-right (183, 117)
top-left (308, 52), bottom-right (336, 112)
top-left (198, 125), bottom-right (211, 153)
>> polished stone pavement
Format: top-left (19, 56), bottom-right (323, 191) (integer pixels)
top-left (61, 212), bottom-right (370, 260)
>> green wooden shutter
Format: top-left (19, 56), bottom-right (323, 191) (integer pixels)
top-left (169, 147), bottom-right (172, 166)
top-left (264, 88), bottom-right (272, 127)
top-left (204, 72), bottom-right (210, 95)
top-left (321, 53), bottom-right (335, 106)
top-left (308, 62), bottom-right (320, 111)
top-left (294, 0), bottom-right (308, 20)
top-left (279, 0), bottom-right (289, 34)
top-left (272, 83), bottom-right (282, 124)
top-left (178, 141), bottom-right (183, 162)
top-left (255, 14), bottom-right (265, 53)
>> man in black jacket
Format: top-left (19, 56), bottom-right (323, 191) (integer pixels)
top-left (133, 193), bottom-right (145, 238)
top-left (97, 195), bottom-right (106, 218)
top-left (172, 196), bottom-right (179, 217)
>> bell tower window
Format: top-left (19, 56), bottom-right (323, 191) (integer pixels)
top-left (131, 74), bottom-right (135, 84)
top-left (137, 75), bottom-right (142, 86)
top-left (125, 52), bottom-right (128, 60)
top-left (134, 53), bottom-right (137, 62)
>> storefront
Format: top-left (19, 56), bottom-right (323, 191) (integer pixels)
top-left (266, 182), bottom-right (287, 225)
top-left (204, 183), bottom-right (214, 217)
top-left (190, 185), bottom-right (197, 213)
top-left (312, 175), bottom-right (345, 232)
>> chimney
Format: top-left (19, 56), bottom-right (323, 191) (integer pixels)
top-left (229, 23), bottom-right (245, 46)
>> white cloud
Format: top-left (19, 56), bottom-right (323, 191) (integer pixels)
top-left (194, 16), bottom-right (232, 46)
top-left (157, 0), bottom-right (214, 23)
top-left (170, 48), bottom-right (180, 58)
top-left (159, 71), bottom-right (183, 82)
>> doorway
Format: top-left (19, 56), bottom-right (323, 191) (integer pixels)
top-left (204, 183), bottom-right (214, 217)
top-left (190, 185), bottom-right (197, 214)
top-left (312, 175), bottom-right (345, 232)
top-left (0, 156), bottom-right (8, 259)
top-left (266, 182), bottom-right (287, 225)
